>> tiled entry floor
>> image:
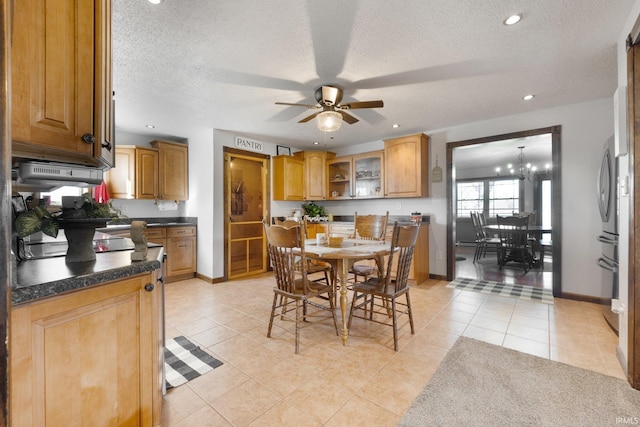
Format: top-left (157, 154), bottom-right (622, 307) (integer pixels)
top-left (161, 275), bottom-right (624, 427)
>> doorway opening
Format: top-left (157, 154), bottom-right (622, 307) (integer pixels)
top-left (446, 126), bottom-right (562, 296)
top-left (223, 148), bottom-right (270, 280)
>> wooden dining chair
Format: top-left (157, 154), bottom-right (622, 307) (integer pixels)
top-left (347, 222), bottom-right (420, 351)
top-left (276, 218), bottom-right (334, 289)
top-left (471, 211), bottom-right (500, 262)
top-left (496, 215), bottom-right (534, 272)
top-left (349, 211), bottom-right (389, 282)
top-left (263, 220), bottom-right (338, 354)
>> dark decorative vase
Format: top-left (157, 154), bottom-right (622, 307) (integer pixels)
top-left (61, 219), bottom-right (108, 263)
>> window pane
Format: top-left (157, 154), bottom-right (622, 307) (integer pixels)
top-left (489, 179), bottom-right (519, 217)
top-left (457, 181), bottom-right (483, 217)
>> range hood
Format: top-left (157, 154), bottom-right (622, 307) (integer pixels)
top-left (15, 161), bottom-right (103, 190)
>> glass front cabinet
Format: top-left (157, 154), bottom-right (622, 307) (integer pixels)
top-left (327, 151), bottom-right (384, 200)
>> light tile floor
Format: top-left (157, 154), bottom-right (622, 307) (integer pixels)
top-left (161, 275), bottom-right (625, 426)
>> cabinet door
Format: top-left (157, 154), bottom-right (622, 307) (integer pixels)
top-left (11, 0), bottom-right (112, 167)
top-left (384, 134), bottom-right (430, 198)
top-left (136, 148), bottom-right (159, 199)
top-left (327, 157), bottom-right (352, 199)
top-left (152, 140), bottom-right (189, 201)
top-left (353, 151), bottom-right (384, 199)
top-left (10, 274), bottom-right (159, 426)
top-left (273, 155), bottom-right (305, 201)
top-left (166, 227), bottom-right (196, 280)
top-left (106, 147), bottom-right (136, 199)
top-left (305, 151), bottom-right (329, 200)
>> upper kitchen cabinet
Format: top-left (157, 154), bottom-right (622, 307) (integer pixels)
top-left (106, 146), bottom-right (159, 199)
top-left (293, 151), bottom-right (335, 200)
top-left (273, 155), bottom-right (304, 201)
top-left (11, 0), bottom-right (114, 168)
top-left (327, 151), bottom-right (384, 200)
top-left (384, 133), bottom-right (430, 198)
top-left (327, 156), bottom-right (352, 200)
top-left (150, 140), bottom-right (189, 201)
top-left (353, 151), bottom-right (384, 199)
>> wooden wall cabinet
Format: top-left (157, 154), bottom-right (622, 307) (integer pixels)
top-left (273, 155), bottom-right (305, 201)
top-left (294, 151), bottom-right (335, 200)
top-left (327, 151), bottom-right (384, 200)
top-left (10, 272), bottom-right (163, 426)
top-left (106, 146), bottom-right (159, 199)
top-left (151, 140), bottom-right (189, 201)
top-left (11, 0), bottom-right (114, 168)
top-left (384, 133), bottom-right (430, 198)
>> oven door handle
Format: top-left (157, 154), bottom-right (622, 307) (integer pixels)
top-left (597, 257), bottom-right (618, 273)
top-left (597, 235), bottom-right (618, 245)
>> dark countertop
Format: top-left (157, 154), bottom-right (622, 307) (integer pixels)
top-left (274, 214), bottom-right (431, 224)
top-left (98, 217), bottom-right (197, 233)
top-left (12, 246), bottom-right (164, 306)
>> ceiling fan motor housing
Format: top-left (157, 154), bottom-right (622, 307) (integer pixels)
top-left (315, 85), bottom-right (342, 106)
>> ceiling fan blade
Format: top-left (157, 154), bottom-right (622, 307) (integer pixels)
top-left (298, 111), bottom-right (321, 123)
top-left (275, 102), bottom-right (319, 109)
top-left (341, 100), bottom-right (384, 110)
top-left (340, 111), bottom-right (359, 124)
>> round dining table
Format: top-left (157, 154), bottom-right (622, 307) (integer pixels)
top-left (303, 238), bottom-right (391, 345)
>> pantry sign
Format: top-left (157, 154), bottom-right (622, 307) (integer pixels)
top-left (234, 136), bottom-right (263, 152)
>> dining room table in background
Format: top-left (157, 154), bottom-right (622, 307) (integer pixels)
top-left (483, 224), bottom-right (552, 268)
top-left (302, 238), bottom-right (391, 345)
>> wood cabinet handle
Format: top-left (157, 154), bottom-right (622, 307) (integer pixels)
top-left (144, 283), bottom-right (154, 292)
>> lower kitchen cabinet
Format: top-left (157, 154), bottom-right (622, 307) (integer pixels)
top-left (166, 226), bottom-right (197, 282)
top-left (10, 272), bottom-right (163, 427)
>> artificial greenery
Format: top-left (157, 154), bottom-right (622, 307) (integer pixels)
top-left (15, 193), bottom-right (121, 239)
top-left (301, 201), bottom-right (327, 217)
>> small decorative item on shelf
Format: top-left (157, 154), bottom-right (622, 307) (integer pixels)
top-left (411, 212), bottom-right (422, 224)
top-left (301, 201), bottom-right (328, 222)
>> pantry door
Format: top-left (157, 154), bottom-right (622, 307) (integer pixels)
top-left (224, 148), bottom-right (270, 279)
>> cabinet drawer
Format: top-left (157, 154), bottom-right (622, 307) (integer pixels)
top-left (145, 228), bottom-right (166, 239)
top-left (168, 226), bottom-right (196, 238)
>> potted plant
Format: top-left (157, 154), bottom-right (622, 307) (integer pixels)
top-left (15, 193), bottom-right (121, 262)
top-left (301, 201), bottom-right (328, 222)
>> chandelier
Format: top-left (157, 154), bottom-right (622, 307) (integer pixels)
top-left (495, 146), bottom-right (538, 181)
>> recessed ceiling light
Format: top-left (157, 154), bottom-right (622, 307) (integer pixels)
top-left (392, 123), bottom-right (400, 128)
top-left (146, 124), bottom-right (155, 128)
top-left (504, 14), bottom-right (521, 25)
top-left (148, 0), bottom-right (164, 4)
top-left (523, 94), bottom-right (535, 101)
top-left (313, 141), bottom-right (320, 145)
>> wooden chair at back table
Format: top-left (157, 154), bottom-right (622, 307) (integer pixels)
top-left (496, 215), bottom-right (534, 272)
top-left (263, 220), bottom-right (338, 354)
top-left (348, 222), bottom-right (420, 351)
top-left (349, 211), bottom-right (389, 282)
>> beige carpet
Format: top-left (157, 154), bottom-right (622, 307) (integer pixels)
top-left (398, 337), bottom-right (640, 426)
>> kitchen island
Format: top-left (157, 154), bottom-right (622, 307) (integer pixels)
top-left (11, 245), bottom-right (165, 426)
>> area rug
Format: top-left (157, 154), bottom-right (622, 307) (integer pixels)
top-left (164, 336), bottom-right (223, 390)
top-left (398, 337), bottom-right (640, 426)
top-left (447, 277), bottom-right (554, 304)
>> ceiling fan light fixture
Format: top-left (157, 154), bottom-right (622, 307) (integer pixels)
top-left (316, 111), bottom-right (342, 132)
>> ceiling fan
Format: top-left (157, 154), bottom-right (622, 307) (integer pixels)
top-left (275, 85), bottom-right (383, 132)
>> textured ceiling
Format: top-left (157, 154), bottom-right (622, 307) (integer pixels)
top-left (112, 0), bottom-right (634, 151)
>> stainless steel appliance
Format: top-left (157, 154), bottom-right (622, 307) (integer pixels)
top-left (596, 135), bottom-right (619, 333)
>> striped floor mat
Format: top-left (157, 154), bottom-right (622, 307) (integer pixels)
top-left (164, 336), bottom-right (223, 390)
top-left (447, 277), bottom-right (554, 304)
